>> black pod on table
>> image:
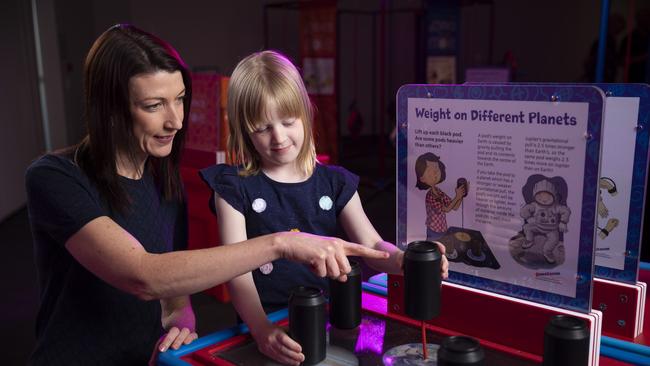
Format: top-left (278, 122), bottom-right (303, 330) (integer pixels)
top-left (438, 335), bottom-right (485, 366)
top-left (542, 315), bottom-right (589, 366)
top-left (329, 259), bottom-right (362, 329)
top-left (289, 286), bottom-right (326, 365)
top-left (404, 240), bottom-right (442, 320)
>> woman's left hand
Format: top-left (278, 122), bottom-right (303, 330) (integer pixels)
top-left (149, 327), bottom-right (198, 365)
top-left (159, 326), bottom-right (198, 352)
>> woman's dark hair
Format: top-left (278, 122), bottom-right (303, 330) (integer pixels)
top-left (415, 152), bottom-right (446, 190)
top-left (73, 24), bottom-right (192, 213)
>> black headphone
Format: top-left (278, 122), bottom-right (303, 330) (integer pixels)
top-left (600, 177), bottom-right (617, 195)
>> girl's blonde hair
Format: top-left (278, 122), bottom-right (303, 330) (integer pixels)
top-left (227, 50), bottom-right (316, 176)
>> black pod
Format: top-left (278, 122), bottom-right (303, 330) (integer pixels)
top-left (329, 260), bottom-right (362, 329)
top-left (457, 178), bottom-right (468, 197)
top-left (542, 315), bottom-right (589, 366)
top-left (437, 336), bottom-right (485, 366)
top-left (404, 240), bottom-right (442, 320)
top-left (289, 286), bottom-right (326, 365)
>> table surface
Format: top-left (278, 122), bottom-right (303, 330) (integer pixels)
top-left (212, 312), bottom-right (535, 366)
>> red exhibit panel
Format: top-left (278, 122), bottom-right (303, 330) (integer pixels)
top-left (180, 148), bottom-right (229, 302)
top-left (593, 278), bottom-right (646, 339)
top-left (180, 71), bottom-right (230, 302)
top-left (604, 267), bottom-right (650, 348)
top-left (387, 274), bottom-right (602, 364)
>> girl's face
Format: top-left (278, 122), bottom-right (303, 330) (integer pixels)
top-left (420, 160), bottom-right (442, 187)
top-left (128, 71), bottom-right (185, 159)
top-left (248, 102), bottom-right (305, 171)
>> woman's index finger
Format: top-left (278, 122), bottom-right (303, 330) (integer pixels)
top-left (343, 242), bottom-right (389, 259)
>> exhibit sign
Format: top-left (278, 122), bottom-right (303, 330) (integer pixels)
top-left (593, 84), bottom-right (650, 283)
top-left (464, 83), bottom-right (650, 284)
top-left (397, 84), bottom-right (604, 312)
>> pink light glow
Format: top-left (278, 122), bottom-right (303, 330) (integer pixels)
top-left (354, 317), bottom-right (385, 354)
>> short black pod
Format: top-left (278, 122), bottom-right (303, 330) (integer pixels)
top-left (438, 335), bottom-right (485, 366)
top-left (542, 315), bottom-right (589, 366)
top-left (289, 286), bottom-right (326, 365)
top-left (329, 259), bottom-right (362, 329)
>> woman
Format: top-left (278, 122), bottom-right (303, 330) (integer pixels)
top-left (25, 24), bottom-right (387, 365)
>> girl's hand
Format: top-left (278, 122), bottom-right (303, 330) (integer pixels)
top-left (399, 242), bottom-right (449, 280)
top-left (436, 242), bottom-right (450, 280)
top-left (277, 232), bottom-right (389, 281)
top-left (396, 250), bottom-right (405, 270)
top-left (253, 323), bottom-right (304, 365)
top-left (149, 327), bottom-right (198, 365)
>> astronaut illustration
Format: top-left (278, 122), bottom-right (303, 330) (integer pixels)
top-left (597, 177), bottom-right (620, 239)
top-left (520, 179), bottom-right (571, 264)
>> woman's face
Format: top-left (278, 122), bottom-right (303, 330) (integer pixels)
top-left (420, 160), bottom-right (442, 187)
top-left (128, 70), bottom-right (185, 159)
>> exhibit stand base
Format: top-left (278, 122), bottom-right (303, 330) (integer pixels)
top-left (387, 274), bottom-right (603, 366)
top-left (593, 277), bottom-right (646, 339)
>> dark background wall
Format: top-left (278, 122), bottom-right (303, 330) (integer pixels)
top-left (2, 0), bottom-right (630, 220)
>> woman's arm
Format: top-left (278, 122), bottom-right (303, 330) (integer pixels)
top-left (64, 215), bottom-right (386, 301)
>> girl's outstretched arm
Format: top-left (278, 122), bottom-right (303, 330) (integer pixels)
top-left (339, 192), bottom-right (402, 273)
top-left (339, 192), bottom-right (449, 279)
top-left (215, 195), bottom-right (304, 366)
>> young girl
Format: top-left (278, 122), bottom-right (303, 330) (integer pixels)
top-left (201, 51), bottom-right (449, 365)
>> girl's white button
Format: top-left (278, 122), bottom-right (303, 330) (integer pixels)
top-left (259, 262), bottom-right (273, 274)
top-left (319, 196), bottom-right (333, 210)
top-left (252, 198), bottom-right (267, 213)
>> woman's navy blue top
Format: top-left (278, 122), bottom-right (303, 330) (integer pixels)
top-left (25, 154), bottom-right (187, 365)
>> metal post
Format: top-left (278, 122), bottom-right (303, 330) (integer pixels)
top-left (595, 0), bottom-right (611, 83)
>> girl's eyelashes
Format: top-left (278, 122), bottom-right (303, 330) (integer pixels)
top-left (253, 124), bottom-right (271, 133)
top-left (252, 118), bottom-right (297, 133)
